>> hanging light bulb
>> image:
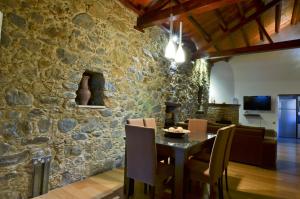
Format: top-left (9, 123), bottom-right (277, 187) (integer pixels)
top-left (175, 22), bottom-right (185, 63)
top-left (165, 14), bottom-right (177, 59)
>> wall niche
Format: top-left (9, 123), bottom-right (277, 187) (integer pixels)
top-left (75, 71), bottom-right (105, 107)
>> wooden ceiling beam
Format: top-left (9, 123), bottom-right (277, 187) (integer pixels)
top-left (197, 39), bottom-right (300, 59)
top-left (256, 18), bottom-right (273, 43)
top-left (236, 3), bottom-right (250, 46)
top-left (136, 0), bottom-right (247, 29)
top-left (254, 0), bottom-right (265, 41)
top-left (144, 0), bottom-right (169, 13)
top-left (188, 16), bottom-right (211, 42)
top-left (214, 10), bottom-right (228, 31)
top-left (241, 28), bottom-right (250, 46)
top-left (275, 1), bottom-right (282, 33)
top-left (193, 0), bottom-right (281, 59)
top-left (119, 0), bottom-right (144, 15)
top-left (291, 0), bottom-right (300, 25)
top-left (188, 16), bottom-right (220, 51)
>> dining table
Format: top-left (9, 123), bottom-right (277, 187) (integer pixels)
top-left (124, 129), bottom-right (216, 199)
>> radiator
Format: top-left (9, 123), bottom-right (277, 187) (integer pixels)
top-left (32, 155), bottom-right (52, 197)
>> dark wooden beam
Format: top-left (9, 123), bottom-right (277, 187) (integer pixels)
top-left (136, 0), bottom-right (247, 29)
top-left (119, 0), bottom-right (144, 15)
top-left (254, 0), bottom-right (265, 41)
top-left (236, 3), bottom-right (250, 46)
top-left (188, 16), bottom-right (220, 51)
top-left (291, 0), bottom-right (300, 25)
top-left (196, 39), bottom-right (300, 59)
top-left (188, 16), bottom-right (211, 42)
top-left (193, 0), bottom-right (280, 58)
top-left (236, 3), bottom-right (245, 18)
top-left (241, 28), bottom-right (250, 46)
top-left (144, 0), bottom-right (169, 12)
top-left (214, 9), bottom-right (228, 31)
top-left (275, 1), bottom-right (282, 33)
top-left (256, 18), bottom-right (273, 43)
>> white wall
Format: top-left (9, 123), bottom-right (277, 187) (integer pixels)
top-left (209, 61), bottom-right (235, 104)
top-left (209, 23), bottom-right (300, 131)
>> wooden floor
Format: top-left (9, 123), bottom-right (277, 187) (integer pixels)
top-left (36, 138), bottom-right (300, 199)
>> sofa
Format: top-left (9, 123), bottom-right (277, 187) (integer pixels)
top-left (177, 121), bottom-right (277, 168)
top-left (208, 122), bottom-right (277, 169)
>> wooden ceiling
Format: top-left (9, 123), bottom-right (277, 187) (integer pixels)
top-left (119, 0), bottom-right (300, 60)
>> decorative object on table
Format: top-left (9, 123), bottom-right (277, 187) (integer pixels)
top-left (77, 75), bottom-right (91, 105)
top-left (163, 127), bottom-right (190, 138)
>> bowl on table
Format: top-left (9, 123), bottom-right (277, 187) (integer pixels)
top-left (163, 127), bottom-right (190, 138)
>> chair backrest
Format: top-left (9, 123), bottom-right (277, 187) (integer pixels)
top-left (125, 125), bottom-right (156, 185)
top-left (208, 125), bottom-right (231, 183)
top-left (127, 119), bottom-right (144, 127)
top-left (224, 125), bottom-right (236, 169)
top-left (188, 119), bottom-right (208, 135)
top-left (144, 118), bottom-right (156, 129)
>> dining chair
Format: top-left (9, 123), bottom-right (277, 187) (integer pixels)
top-left (125, 125), bottom-right (174, 199)
top-left (223, 125), bottom-right (236, 191)
top-left (185, 125), bottom-right (232, 199)
top-left (127, 118), bottom-right (144, 126)
top-left (144, 118), bottom-right (157, 129)
top-left (192, 125), bottom-right (236, 192)
top-left (188, 119), bottom-right (208, 135)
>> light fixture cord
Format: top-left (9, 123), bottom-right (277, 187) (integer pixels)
top-left (179, 21), bottom-right (182, 45)
top-left (170, 14), bottom-right (173, 37)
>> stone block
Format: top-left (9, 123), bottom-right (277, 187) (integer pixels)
top-left (56, 48), bottom-right (77, 65)
top-left (38, 119), bottom-right (51, 133)
top-left (0, 150), bottom-right (29, 167)
top-left (0, 142), bottom-right (10, 156)
top-left (5, 89), bottom-right (33, 106)
top-left (8, 13), bottom-right (26, 29)
top-left (58, 118), bottom-right (77, 133)
top-left (72, 133), bottom-right (88, 140)
top-left (72, 13), bottom-right (95, 30)
top-left (99, 109), bottom-right (112, 117)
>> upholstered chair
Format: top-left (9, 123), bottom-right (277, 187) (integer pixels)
top-left (125, 125), bottom-right (174, 198)
top-left (223, 125), bottom-right (236, 191)
top-left (144, 118), bottom-right (157, 129)
top-left (192, 125), bottom-right (236, 192)
top-left (188, 119), bottom-right (208, 135)
top-left (127, 119), bottom-right (144, 126)
top-left (186, 125), bottom-right (232, 199)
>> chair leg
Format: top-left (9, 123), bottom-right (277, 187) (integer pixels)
top-left (127, 178), bottom-right (134, 198)
top-left (225, 168), bottom-right (229, 191)
top-left (149, 185), bottom-right (155, 199)
top-left (218, 179), bottom-right (221, 199)
top-left (218, 178), bottom-right (224, 199)
top-left (209, 184), bottom-right (216, 199)
top-left (188, 179), bottom-right (192, 193)
top-left (144, 183), bottom-right (148, 194)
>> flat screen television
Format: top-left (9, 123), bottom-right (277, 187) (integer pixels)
top-left (243, 96), bottom-right (271, 110)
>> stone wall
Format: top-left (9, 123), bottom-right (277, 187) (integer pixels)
top-left (0, 0), bottom-right (174, 198)
top-left (168, 58), bottom-right (211, 122)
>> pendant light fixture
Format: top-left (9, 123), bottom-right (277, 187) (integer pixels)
top-left (175, 21), bottom-right (185, 63)
top-left (165, 14), bottom-right (177, 59)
